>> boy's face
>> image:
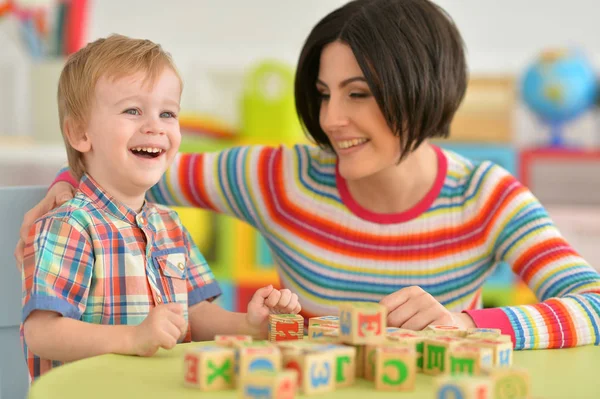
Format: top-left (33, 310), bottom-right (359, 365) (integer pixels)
top-left (78, 68), bottom-right (181, 202)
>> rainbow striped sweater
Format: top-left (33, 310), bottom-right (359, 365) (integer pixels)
top-left (144, 144), bottom-right (600, 350)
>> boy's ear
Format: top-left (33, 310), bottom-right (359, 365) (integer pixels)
top-left (64, 117), bottom-right (91, 153)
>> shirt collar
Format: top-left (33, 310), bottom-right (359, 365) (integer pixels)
top-left (79, 174), bottom-right (152, 224)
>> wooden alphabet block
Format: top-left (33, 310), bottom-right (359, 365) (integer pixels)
top-left (488, 368), bottom-right (531, 399)
top-left (448, 345), bottom-right (493, 376)
top-left (236, 345), bottom-right (282, 382)
top-left (423, 337), bottom-right (465, 375)
top-left (427, 324), bottom-right (468, 338)
top-left (311, 344), bottom-right (356, 388)
top-left (268, 314), bottom-right (304, 342)
top-left (353, 345), bottom-right (366, 378)
top-left (374, 346), bottom-right (417, 391)
top-left (386, 327), bottom-right (417, 336)
top-left (470, 339), bottom-right (513, 368)
top-left (239, 370), bottom-right (298, 399)
top-left (308, 316), bottom-right (339, 327)
top-left (282, 350), bottom-right (335, 396)
top-left (307, 324), bottom-right (337, 340)
top-left (436, 375), bottom-right (491, 399)
top-left (338, 302), bottom-right (387, 345)
top-left (214, 335), bottom-right (253, 347)
top-left (184, 346), bottom-right (235, 391)
top-left (466, 328), bottom-right (501, 336)
top-left (467, 332), bottom-right (507, 341)
top-left (386, 332), bottom-right (426, 371)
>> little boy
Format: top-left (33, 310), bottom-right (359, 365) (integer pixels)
top-left (21, 34), bottom-right (300, 380)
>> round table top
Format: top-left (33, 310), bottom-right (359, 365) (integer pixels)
top-left (28, 342), bottom-right (600, 399)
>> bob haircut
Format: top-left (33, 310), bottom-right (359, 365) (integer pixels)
top-left (295, 0), bottom-right (467, 159)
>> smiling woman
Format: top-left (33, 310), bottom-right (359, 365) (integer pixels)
top-left (21, 0), bottom-right (600, 354)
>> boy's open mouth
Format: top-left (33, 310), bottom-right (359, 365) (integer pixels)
top-left (130, 147), bottom-right (164, 159)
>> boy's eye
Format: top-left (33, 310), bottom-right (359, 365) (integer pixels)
top-left (124, 109), bottom-right (140, 115)
top-left (160, 111), bottom-right (176, 118)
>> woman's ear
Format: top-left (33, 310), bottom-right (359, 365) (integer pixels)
top-left (64, 117), bottom-right (91, 153)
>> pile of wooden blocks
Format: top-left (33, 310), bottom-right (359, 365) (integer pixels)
top-left (182, 302), bottom-right (531, 398)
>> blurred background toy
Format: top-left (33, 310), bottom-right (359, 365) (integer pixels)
top-left (521, 49), bottom-right (597, 147)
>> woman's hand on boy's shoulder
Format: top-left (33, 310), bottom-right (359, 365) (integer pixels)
top-left (14, 182), bottom-right (75, 269)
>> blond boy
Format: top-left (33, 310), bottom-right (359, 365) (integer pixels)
top-left (21, 35), bottom-right (300, 380)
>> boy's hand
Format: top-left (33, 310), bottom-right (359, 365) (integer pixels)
top-left (130, 303), bottom-right (187, 357)
top-left (14, 181), bottom-right (75, 268)
top-left (245, 285), bottom-right (301, 338)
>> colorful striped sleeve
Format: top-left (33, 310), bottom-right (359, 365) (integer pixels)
top-left (147, 145), bottom-right (278, 230)
top-left (465, 163), bottom-right (600, 349)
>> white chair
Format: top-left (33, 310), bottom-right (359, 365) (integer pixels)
top-left (0, 186), bottom-right (46, 399)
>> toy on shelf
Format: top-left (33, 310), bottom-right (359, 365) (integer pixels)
top-left (521, 49), bottom-right (597, 147)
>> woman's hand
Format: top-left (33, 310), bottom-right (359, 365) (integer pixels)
top-left (380, 285), bottom-right (474, 330)
top-left (14, 182), bottom-right (75, 268)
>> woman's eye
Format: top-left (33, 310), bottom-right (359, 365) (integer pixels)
top-left (350, 92), bottom-right (370, 99)
top-left (124, 109), bottom-right (140, 115)
top-left (318, 92), bottom-right (330, 100)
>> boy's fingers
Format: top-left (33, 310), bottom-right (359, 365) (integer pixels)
top-left (253, 285), bottom-right (274, 299)
top-left (164, 302), bottom-right (184, 315)
top-left (292, 304), bottom-right (302, 314)
top-left (159, 329), bottom-right (178, 350)
top-left (265, 289), bottom-right (282, 309)
top-left (276, 289), bottom-right (293, 309)
top-left (166, 310), bottom-right (186, 332)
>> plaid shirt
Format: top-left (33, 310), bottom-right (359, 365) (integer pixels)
top-left (21, 175), bottom-right (221, 380)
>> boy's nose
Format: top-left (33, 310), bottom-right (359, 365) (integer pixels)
top-left (142, 118), bottom-right (165, 135)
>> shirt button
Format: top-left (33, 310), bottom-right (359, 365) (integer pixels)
top-left (139, 217), bottom-right (145, 225)
top-left (177, 262), bottom-right (185, 271)
top-left (156, 296), bottom-right (163, 304)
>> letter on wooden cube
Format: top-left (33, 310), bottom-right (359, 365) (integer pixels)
top-left (236, 345), bottom-right (282, 382)
top-left (282, 350), bottom-right (335, 396)
top-left (448, 345), bottom-right (493, 376)
top-left (268, 314), bottom-right (304, 342)
top-left (184, 346), bottom-right (235, 391)
top-left (338, 302), bottom-right (387, 345)
top-left (423, 337), bottom-right (465, 375)
top-left (374, 347), bottom-right (417, 391)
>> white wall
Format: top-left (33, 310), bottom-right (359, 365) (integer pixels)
top-left (1, 0), bottom-right (600, 136)
top-left (86, 0), bottom-right (600, 74)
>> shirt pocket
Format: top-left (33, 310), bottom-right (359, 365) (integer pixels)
top-left (154, 252), bottom-right (187, 280)
top-left (152, 250), bottom-right (188, 305)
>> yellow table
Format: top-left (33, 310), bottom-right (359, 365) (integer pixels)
top-left (28, 342), bottom-right (600, 399)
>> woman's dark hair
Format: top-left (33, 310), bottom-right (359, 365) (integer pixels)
top-left (295, 0), bottom-right (467, 158)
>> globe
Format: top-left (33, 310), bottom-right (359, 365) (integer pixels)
top-left (521, 49), bottom-right (597, 147)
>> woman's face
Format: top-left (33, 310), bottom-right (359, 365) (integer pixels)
top-left (317, 41), bottom-right (401, 181)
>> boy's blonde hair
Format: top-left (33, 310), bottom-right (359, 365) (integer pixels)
top-left (57, 34), bottom-right (182, 179)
